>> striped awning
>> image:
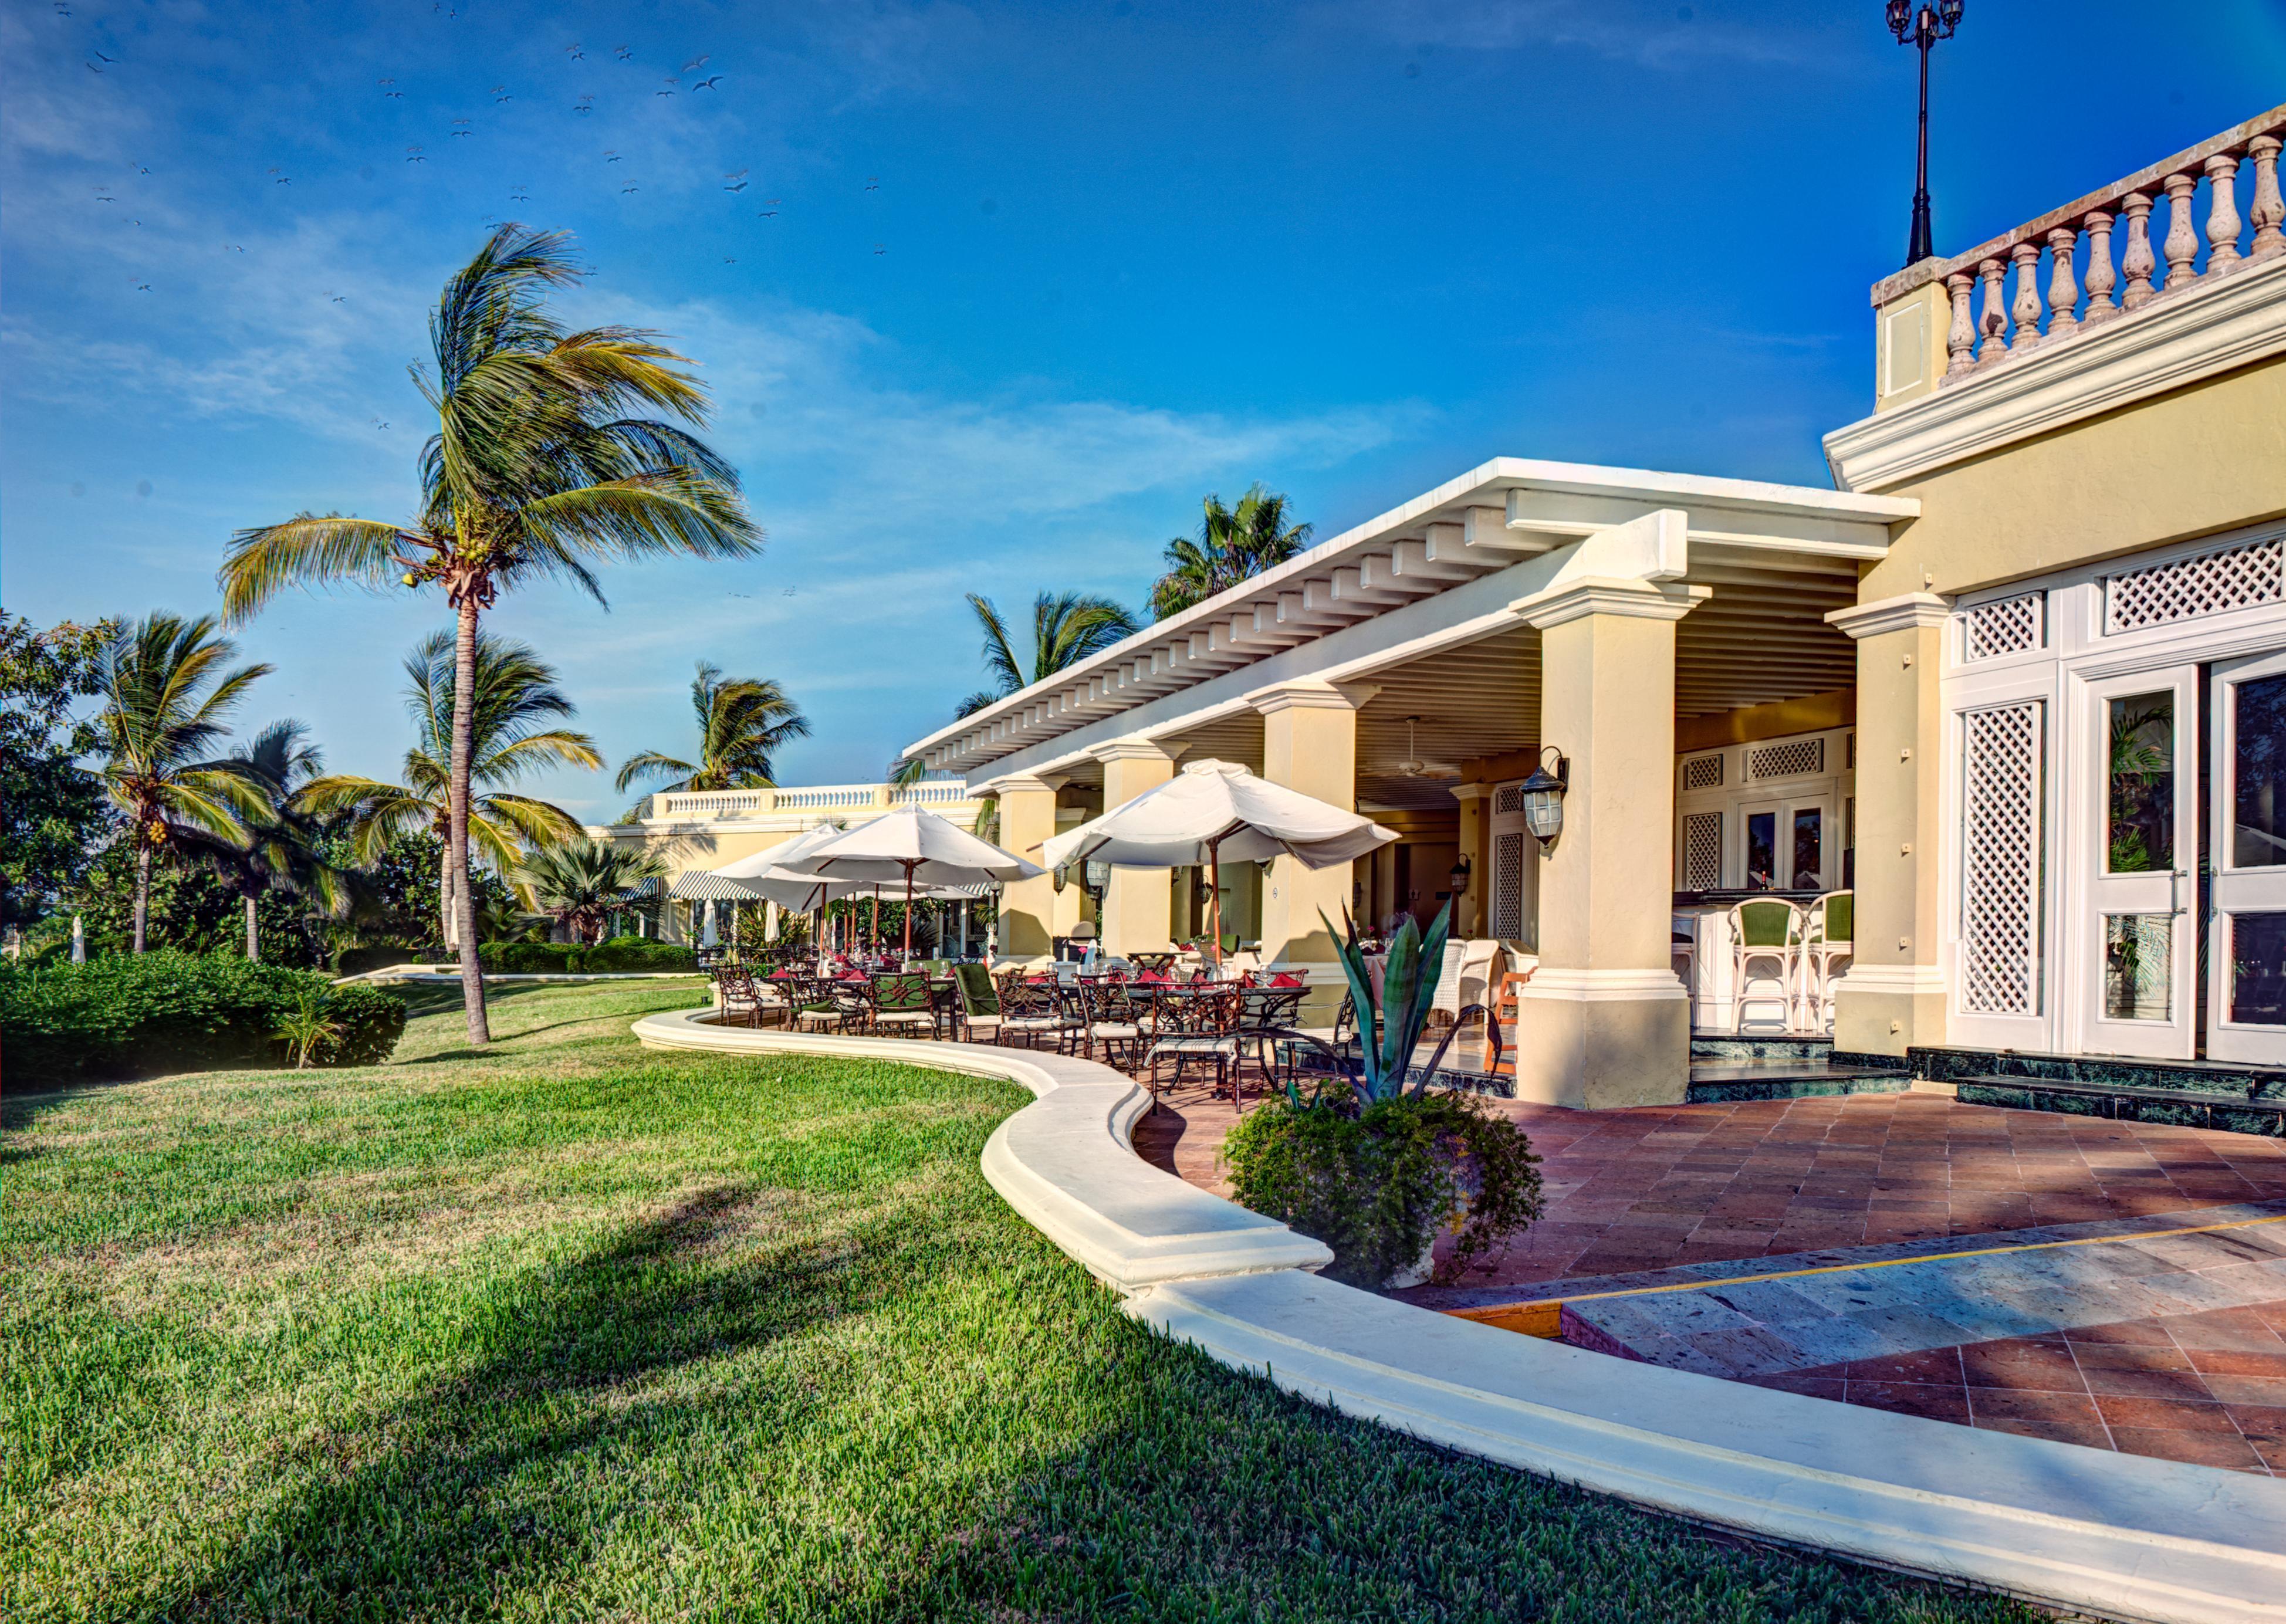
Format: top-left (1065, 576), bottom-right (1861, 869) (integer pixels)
top-left (668, 872), bottom-right (767, 901)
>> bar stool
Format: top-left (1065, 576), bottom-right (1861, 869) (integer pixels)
top-left (1800, 891), bottom-right (1854, 1033)
top-left (1729, 898), bottom-right (1803, 1033)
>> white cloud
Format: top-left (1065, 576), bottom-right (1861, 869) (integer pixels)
top-left (1357, 0), bottom-right (1836, 70)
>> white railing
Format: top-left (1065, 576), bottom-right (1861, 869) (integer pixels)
top-left (652, 780), bottom-right (977, 820)
top-left (1875, 103), bottom-right (2285, 387)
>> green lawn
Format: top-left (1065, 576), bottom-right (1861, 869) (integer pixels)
top-left (4, 979), bottom-right (2045, 1623)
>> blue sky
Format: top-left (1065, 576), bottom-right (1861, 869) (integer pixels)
top-left (5, 0), bottom-right (2282, 820)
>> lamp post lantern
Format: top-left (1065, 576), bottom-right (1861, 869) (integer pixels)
top-left (1888, 0), bottom-right (1964, 268)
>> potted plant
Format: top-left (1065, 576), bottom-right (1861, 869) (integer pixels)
top-left (1222, 902), bottom-right (1544, 1289)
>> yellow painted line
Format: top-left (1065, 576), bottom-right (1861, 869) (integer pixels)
top-left (1447, 1211), bottom-right (2286, 1339)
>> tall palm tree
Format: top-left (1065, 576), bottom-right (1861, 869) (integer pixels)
top-left (178, 720), bottom-right (352, 962)
top-left (93, 613), bottom-right (274, 953)
top-left (512, 838), bottom-right (665, 945)
top-left (1149, 484), bottom-right (1313, 619)
top-left (296, 630), bottom-right (600, 948)
top-left (614, 661), bottom-right (808, 797)
top-left (954, 591), bottom-right (1138, 718)
top-left (217, 225), bottom-right (759, 1044)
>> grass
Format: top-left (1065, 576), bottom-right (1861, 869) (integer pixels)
top-left (2, 978), bottom-right (2049, 1623)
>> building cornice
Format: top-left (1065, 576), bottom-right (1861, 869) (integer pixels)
top-left (1824, 255), bottom-right (2286, 493)
top-left (1825, 592), bottom-right (1953, 640)
top-left (1510, 578), bottom-right (1709, 631)
top-left (1246, 679), bottom-right (1361, 715)
top-left (1087, 736), bottom-right (1176, 764)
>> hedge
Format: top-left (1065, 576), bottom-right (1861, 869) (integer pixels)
top-left (472, 938), bottom-right (699, 974)
top-left (576, 938), bottom-right (698, 972)
top-left (1, 952), bottom-right (408, 1087)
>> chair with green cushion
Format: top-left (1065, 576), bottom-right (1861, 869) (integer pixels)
top-left (871, 971), bottom-right (938, 1038)
top-left (952, 962), bottom-right (1003, 1043)
top-left (1728, 897), bottom-right (1804, 1033)
top-left (1802, 891), bottom-right (1853, 1034)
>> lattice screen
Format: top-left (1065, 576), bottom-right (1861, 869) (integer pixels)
top-left (2105, 536), bottom-right (2286, 633)
top-left (1963, 592), bottom-right (2044, 660)
top-left (1960, 701), bottom-right (2044, 1016)
top-left (1749, 737), bottom-right (1824, 780)
top-left (1490, 831), bottom-right (1526, 939)
top-left (1680, 754), bottom-right (1724, 791)
top-left (1681, 812), bottom-right (1723, 890)
top-left (1492, 784), bottom-right (1525, 816)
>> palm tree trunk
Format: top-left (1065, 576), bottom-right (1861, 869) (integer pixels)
top-left (439, 841), bottom-right (458, 953)
top-left (450, 597), bottom-right (491, 1044)
top-left (133, 844), bottom-right (151, 954)
top-left (244, 892), bottom-right (260, 962)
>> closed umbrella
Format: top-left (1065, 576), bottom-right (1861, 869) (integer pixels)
top-left (794, 806), bottom-right (1043, 958)
top-left (1041, 759), bottom-right (1396, 968)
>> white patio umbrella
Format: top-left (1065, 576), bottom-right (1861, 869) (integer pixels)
top-left (792, 806), bottom-right (1043, 958)
top-left (1041, 759), bottom-right (1396, 967)
top-left (699, 899), bottom-right (721, 949)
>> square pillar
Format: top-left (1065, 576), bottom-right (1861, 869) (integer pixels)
top-left (1089, 738), bottom-right (1176, 955)
top-left (1251, 682), bottom-right (1358, 983)
top-left (1511, 576), bottom-right (1704, 1109)
top-left (988, 773), bottom-right (1059, 963)
top-left (1826, 594), bottom-right (1951, 1057)
top-left (1452, 783), bottom-right (1490, 938)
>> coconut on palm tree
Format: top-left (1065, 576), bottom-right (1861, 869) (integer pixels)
top-left (1149, 485), bottom-right (1313, 619)
top-left (512, 838), bottom-right (664, 945)
top-left (177, 720), bottom-right (354, 963)
top-left (93, 613), bottom-right (274, 953)
top-left (296, 629), bottom-right (601, 949)
top-left (217, 225), bottom-right (760, 1044)
top-left (614, 661), bottom-right (808, 800)
top-left (953, 591), bottom-right (1138, 718)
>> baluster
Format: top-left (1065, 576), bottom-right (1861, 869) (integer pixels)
top-left (2081, 209), bottom-right (2119, 326)
top-left (2248, 136), bottom-right (2284, 260)
top-left (2203, 153), bottom-right (2244, 275)
top-left (2120, 191), bottom-right (2156, 309)
top-left (2045, 226), bottom-right (2081, 337)
top-left (2009, 241), bottom-right (2045, 350)
top-left (1977, 258), bottom-right (2010, 359)
top-left (1945, 272), bottom-right (1976, 376)
top-left (2160, 171), bottom-right (2200, 291)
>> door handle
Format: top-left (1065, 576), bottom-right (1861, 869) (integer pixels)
top-left (2172, 870), bottom-right (2191, 916)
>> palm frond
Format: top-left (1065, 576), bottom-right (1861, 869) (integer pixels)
top-left (217, 518), bottom-right (417, 622)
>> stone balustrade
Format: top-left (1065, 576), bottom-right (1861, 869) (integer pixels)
top-left (650, 780), bottom-right (975, 821)
top-left (1874, 102), bottom-right (2285, 393)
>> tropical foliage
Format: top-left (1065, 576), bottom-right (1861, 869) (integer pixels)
top-left (1149, 485), bottom-right (1312, 620)
top-left (615, 661), bottom-right (809, 796)
top-left (955, 590), bottom-right (1138, 718)
top-left (0, 610), bottom-right (114, 929)
top-left (512, 838), bottom-right (666, 944)
top-left (175, 720), bottom-right (354, 963)
top-left (296, 630), bottom-right (599, 946)
top-left (92, 613), bottom-right (275, 953)
top-left (218, 224), bottom-right (759, 1044)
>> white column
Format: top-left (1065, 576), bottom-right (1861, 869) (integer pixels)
top-left (988, 774), bottom-right (1059, 963)
top-left (1249, 681), bottom-right (1360, 993)
top-left (1088, 738), bottom-right (1176, 956)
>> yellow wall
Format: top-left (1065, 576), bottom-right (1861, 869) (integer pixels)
top-left (1859, 356), bottom-right (2286, 599)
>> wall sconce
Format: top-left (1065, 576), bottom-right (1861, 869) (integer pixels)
top-left (1519, 746), bottom-right (1569, 851)
top-left (1447, 855), bottom-right (1471, 895)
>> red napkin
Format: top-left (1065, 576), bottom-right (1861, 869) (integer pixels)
top-left (1269, 972), bottom-right (1304, 988)
top-left (770, 969), bottom-right (793, 979)
top-left (1136, 970), bottom-right (1166, 984)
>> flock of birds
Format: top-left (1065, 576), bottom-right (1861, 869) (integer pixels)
top-left (63, 9), bottom-right (894, 319)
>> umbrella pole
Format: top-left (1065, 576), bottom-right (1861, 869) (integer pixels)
top-left (870, 885), bottom-right (879, 958)
top-left (1208, 837), bottom-right (1223, 974)
top-left (902, 862), bottom-right (915, 959)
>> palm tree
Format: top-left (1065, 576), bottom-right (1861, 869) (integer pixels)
top-left (93, 614), bottom-right (273, 954)
top-left (178, 720), bottom-right (353, 963)
top-left (512, 838), bottom-right (665, 945)
top-left (217, 225), bottom-right (759, 1044)
top-left (1149, 484), bottom-right (1313, 619)
top-left (296, 630), bottom-right (600, 948)
top-left (954, 590), bottom-right (1138, 718)
top-left (614, 661), bottom-right (808, 797)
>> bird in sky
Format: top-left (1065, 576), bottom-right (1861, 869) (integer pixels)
top-left (135, 282), bottom-right (151, 291)
top-left (873, 244), bottom-right (886, 255)
top-left (724, 178), bottom-right (748, 192)
top-left (407, 147), bottom-right (427, 162)
top-left (94, 49), bottom-right (117, 63)
top-left (94, 190), bottom-right (114, 202)
top-left (694, 75), bottom-right (722, 90)
top-left (574, 94), bottom-right (594, 113)
top-left (613, 44), bottom-right (633, 59)
top-left (225, 244), bottom-right (244, 252)
top-left (134, 164), bottom-right (150, 174)
top-left (758, 207), bottom-right (779, 217)
top-left (604, 150), bottom-right (623, 162)
top-left (372, 417), bottom-right (391, 429)
top-left (328, 293), bottom-right (346, 303)
top-left (682, 54), bottom-right (709, 70)
top-left (656, 78), bottom-right (677, 96)
top-left (275, 175), bottom-right (290, 185)
top-left (865, 177), bottom-right (880, 191)
top-left (723, 256), bottom-right (736, 264)
top-left (85, 60), bottom-right (102, 74)
top-left (510, 189), bottom-right (530, 202)
top-left (566, 42), bottom-right (584, 59)
top-left (451, 119), bottom-right (472, 134)
top-left (621, 185), bottom-right (638, 194)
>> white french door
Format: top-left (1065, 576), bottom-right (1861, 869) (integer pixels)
top-left (2209, 649), bottom-right (2286, 1064)
top-left (2072, 665), bottom-right (2199, 1059)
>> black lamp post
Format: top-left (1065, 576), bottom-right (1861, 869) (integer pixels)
top-left (1888, 0), bottom-right (1964, 268)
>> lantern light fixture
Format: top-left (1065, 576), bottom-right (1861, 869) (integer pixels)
top-left (1448, 855), bottom-right (1471, 895)
top-left (1519, 746), bottom-right (1570, 850)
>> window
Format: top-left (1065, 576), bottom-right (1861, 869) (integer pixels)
top-left (2231, 672), bottom-right (2286, 869)
top-left (1791, 808), bottom-right (1824, 891)
top-left (1746, 811), bottom-right (1777, 891)
top-left (2105, 692), bottom-right (2176, 874)
top-left (2228, 913), bottom-right (2286, 1026)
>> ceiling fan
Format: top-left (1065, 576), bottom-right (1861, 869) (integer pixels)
top-left (1395, 716), bottom-right (1462, 780)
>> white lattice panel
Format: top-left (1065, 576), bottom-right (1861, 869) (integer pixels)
top-left (2105, 537), bottom-right (2286, 634)
top-left (1681, 812), bottom-right (1723, 890)
top-left (1962, 592), bottom-right (2044, 660)
top-left (1680, 754), bottom-right (1724, 791)
top-left (1492, 784), bottom-right (1524, 816)
top-left (1749, 737), bottom-right (1824, 781)
top-left (1959, 701), bottom-right (2044, 1016)
top-left (1490, 831), bottom-right (1526, 939)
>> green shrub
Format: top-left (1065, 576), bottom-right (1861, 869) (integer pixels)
top-left (476, 941), bottom-right (577, 973)
top-left (1222, 1091), bottom-right (1544, 1289)
top-left (577, 938), bottom-right (698, 973)
top-left (0, 952), bottom-right (407, 1086)
top-left (333, 943), bottom-right (442, 976)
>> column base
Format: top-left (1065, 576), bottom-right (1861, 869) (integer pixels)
top-left (1514, 970), bottom-right (1690, 1109)
top-left (1832, 966), bottom-right (1948, 1058)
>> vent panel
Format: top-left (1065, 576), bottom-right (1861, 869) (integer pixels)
top-left (2106, 537), bottom-right (2285, 634)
